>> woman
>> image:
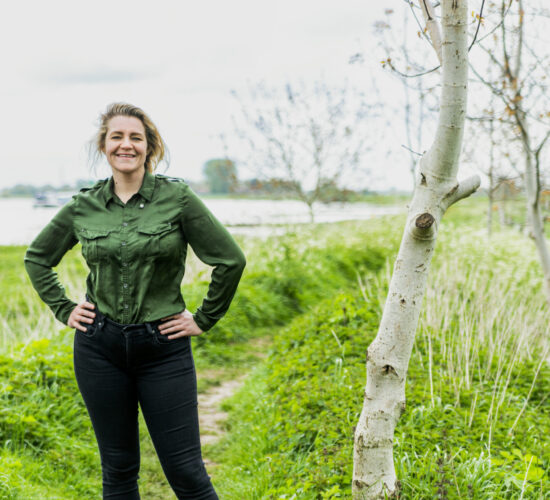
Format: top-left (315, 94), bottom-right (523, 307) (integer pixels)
top-left (24, 103), bottom-right (246, 499)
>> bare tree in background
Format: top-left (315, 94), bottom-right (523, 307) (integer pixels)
top-left (374, 8), bottom-right (439, 188)
top-left (464, 94), bottom-right (520, 236)
top-left (470, 0), bottom-right (550, 301)
top-left (229, 80), bottom-right (375, 222)
top-left (353, 1), bottom-right (480, 497)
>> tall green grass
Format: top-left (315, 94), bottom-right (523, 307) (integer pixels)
top-left (0, 219), bottom-right (399, 498)
top-left (3, 208), bottom-right (547, 498)
top-left (209, 211), bottom-right (549, 499)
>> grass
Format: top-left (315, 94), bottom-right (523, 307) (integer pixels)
top-left (0, 218), bottom-right (399, 498)
top-left (1, 200), bottom-right (548, 498)
top-left (207, 204), bottom-right (549, 499)
top-left (396, 219), bottom-right (549, 498)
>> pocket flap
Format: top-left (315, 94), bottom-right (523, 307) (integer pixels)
top-left (138, 222), bottom-right (173, 235)
top-left (79, 228), bottom-right (114, 239)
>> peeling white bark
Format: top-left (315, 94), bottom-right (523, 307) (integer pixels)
top-left (352, 1), bottom-right (480, 498)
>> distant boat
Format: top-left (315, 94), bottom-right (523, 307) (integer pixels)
top-left (33, 191), bottom-right (74, 208)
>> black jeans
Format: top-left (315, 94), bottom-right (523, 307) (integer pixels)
top-left (73, 310), bottom-right (218, 500)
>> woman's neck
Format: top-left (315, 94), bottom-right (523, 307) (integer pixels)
top-left (112, 168), bottom-right (146, 204)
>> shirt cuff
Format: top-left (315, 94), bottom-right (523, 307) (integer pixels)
top-left (193, 310), bottom-right (216, 332)
top-left (56, 301), bottom-right (78, 326)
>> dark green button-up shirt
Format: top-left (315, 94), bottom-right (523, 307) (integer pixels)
top-left (24, 171), bottom-right (246, 331)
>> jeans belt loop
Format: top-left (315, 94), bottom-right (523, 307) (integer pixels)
top-left (145, 323), bottom-right (154, 336)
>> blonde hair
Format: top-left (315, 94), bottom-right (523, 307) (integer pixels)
top-left (90, 103), bottom-right (169, 173)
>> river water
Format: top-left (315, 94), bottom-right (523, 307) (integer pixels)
top-left (0, 197), bottom-right (404, 245)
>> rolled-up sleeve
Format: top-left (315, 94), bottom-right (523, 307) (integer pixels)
top-left (180, 185), bottom-right (246, 331)
top-left (24, 199), bottom-right (79, 325)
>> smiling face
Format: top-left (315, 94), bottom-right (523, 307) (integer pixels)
top-left (103, 115), bottom-right (148, 176)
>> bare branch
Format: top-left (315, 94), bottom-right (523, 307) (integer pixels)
top-left (468, 0), bottom-right (486, 51)
top-left (468, 61), bottom-right (513, 110)
top-left (476, 41), bottom-right (506, 76)
top-left (535, 129), bottom-right (550, 157)
top-left (401, 144), bottom-right (423, 156)
top-left (514, 0), bottom-right (524, 81)
top-left (402, 0), bottom-right (433, 45)
top-left (501, 0), bottom-right (515, 85)
top-left (386, 58), bottom-right (441, 78)
top-left (419, 0), bottom-right (443, 64)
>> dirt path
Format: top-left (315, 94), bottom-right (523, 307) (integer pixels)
top-left (137, 337), bottom-right (270, 496)
top-left (198, 337), bottom-right (270, 467)
top-left (198, 375), bottom-right (247, 448)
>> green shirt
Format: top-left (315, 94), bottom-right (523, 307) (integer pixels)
top-left (24, 171), bottom-right (246, 331)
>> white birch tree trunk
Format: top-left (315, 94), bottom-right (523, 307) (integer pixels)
top-left (352, 1), bottom-right (480, 497)
top-left (520, 122), bottom-right (550, 303)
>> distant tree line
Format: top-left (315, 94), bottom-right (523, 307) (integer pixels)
top-left (0, 180), bottom-right (94, 198)
top-left (201, 157), bottom-right (370, 203)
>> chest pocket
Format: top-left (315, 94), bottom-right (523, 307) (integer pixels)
top-left (79, 228), bottom-right (115, 264)
top-left (137, 222), bottom-right (182, 258)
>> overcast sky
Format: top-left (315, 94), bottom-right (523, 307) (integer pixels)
top-left (0, 1), bottom-right (455, 192)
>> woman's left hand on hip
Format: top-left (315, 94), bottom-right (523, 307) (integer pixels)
top-left (158, 309), bottom-right (203, 338)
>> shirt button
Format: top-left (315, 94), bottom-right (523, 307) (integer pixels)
top-left (123, 283), bottom-right (128, 288)
top-left (122, 222), bottom-right (128, 227)
top-left (139, 203), bottom-right (144, 209)
top-left (121, 241), bottom-right (126, 246)
top-left (124, 304), bottom-right (129, 309)
top-left (122, 262), bottom-right (128, 267)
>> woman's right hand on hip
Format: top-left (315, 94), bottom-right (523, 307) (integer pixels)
top-left (68, 301), bottom-right (96, 332)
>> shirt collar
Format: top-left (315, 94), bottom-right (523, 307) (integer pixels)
top-left (138, 170), bottom-right (155, 201)
top-left (102, 170), bottom-right (156, 205)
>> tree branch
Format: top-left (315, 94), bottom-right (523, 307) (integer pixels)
top-left (403, 0), bottom-right (434, 45)
top-left (443, 175), bottom-right (482, 209)
top-left (468, 62), bottom-right (512, 107)
top-left (514, 0), bottom-right (524, 82)
top-left (386, 58), bottom-right (441, 79)
top-left (471, 0), bottom-right (513, 46)
top-left (468, 0), bottom-right (486, 52)
top-left (419, 0), bottom-right (443, 64)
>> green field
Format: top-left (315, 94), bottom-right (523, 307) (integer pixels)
top-left (0, 201), bottom-right (548, 499)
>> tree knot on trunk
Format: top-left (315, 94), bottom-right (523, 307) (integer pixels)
top-left (382, 364), bottom-right (398, 377)
top-left (420, 173), bottom-right (427, 186)
top-left (353, 479), bottom-right (367, 489)
top-left (415, 212), bottom-right (435, 229)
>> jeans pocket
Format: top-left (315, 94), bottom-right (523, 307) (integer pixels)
top-left (151, 328), bottom-right (187, 345)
